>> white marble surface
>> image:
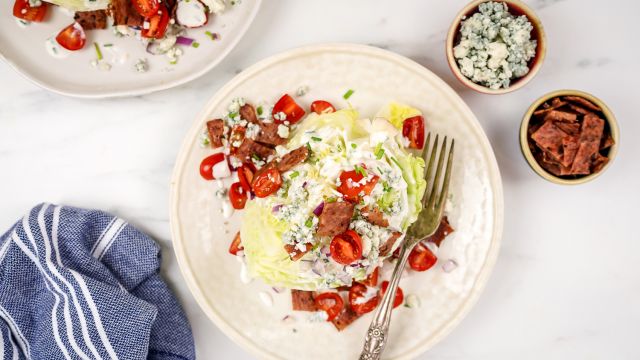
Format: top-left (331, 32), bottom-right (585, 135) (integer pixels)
top-left (1, 0), bottom-right (639, 359)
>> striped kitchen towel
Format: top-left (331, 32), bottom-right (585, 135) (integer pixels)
top-left (0, 204), bottom-right (195, 360)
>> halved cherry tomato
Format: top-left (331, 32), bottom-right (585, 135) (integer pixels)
top-left (237, 165), bottom-right (255, 193)
top-left (314, 293), bottom-right (344, 321)
top-left (272, 94), bottom-right (305, 124)
top-left (360, 267), bottom-right (379, 287)
top-left (337, 168), bottom-right (379, 202)
top-left (402, 115), bottom-right (425, 149)
top-left (330, 230), bottom-right (363, 265)
top-left (132, 0), bottom-right (159, 17)
top-left (13, 0), bottom-right (48, 22)
top-left (229, 232), bottom-right (243, 255)
top-left (199, 153), bottom-right (226, 180)
top-left (141, 4), bottom-right (169, 39)
top-left (408, 243), bottom-right (437, 271)
top-left (56, 23), bottom-right (86, 51)
top-left (349, 283), bottom-right (379, 315)
top-left (380, 281), bottom-right (404, 309)
top-left (229, 182), bottom-right (248, 210)
top-left (310, 100), bottom-right (335, 115)
top-left (251, 167), bottom-right (282, 198)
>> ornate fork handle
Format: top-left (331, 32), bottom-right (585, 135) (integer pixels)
top-left (359, 245), bottom-right (412, 360)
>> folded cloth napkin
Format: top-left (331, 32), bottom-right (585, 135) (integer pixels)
top-left (0, 204), bottom-right (195, 360)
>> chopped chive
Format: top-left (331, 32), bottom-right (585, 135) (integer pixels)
top-left (169, 60), bottom-right (177, 65)
top-left (305, 217), bottom-right (313, 228)
top-left (192, 42), bottom-right (200, 48)
top-left (93, 42), bottom-right (103, 61)
top-left (103, 43), bottom-right (113, 47)
top-left (391, 157), bottom-right (401, 168)
top-left (290, 170), bottom-right (300, 179)
top-left (383, 181), bottom-right (391, 192)
top-left (257, 106), bottom-right (263, 116)
top-left (351, 143), bottom-right (357, 149)
top-left (229, 112), bottom-right (238, 118)
top-left (251, 154), bottom-right (261, 161)
top-left (311, 136), bottom-right (322, 142)
top-left (205, 31), bottom-right (219, 40)
top-left (354, 164), bottom-right (366, 177)
top-left (306, 142), bottom-right (312, 152)
top-left (374, 143), bottom-right (385, 159)
top-left (343, 89), bottom-right (354, 100)
top-left (326, 197), bottom-right (337, 203)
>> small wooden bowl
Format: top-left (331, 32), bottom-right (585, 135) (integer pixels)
top-left (446, 0), bottom-right (547, 95)
top-left (520, 90), bottom-right (620, 185)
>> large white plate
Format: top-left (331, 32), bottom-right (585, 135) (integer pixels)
top-left (170, 43), bottom-right (504, 360)
top-left (0, 0), bottom-right (260, 98)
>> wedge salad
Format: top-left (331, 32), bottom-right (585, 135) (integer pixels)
top-left (198, 92), bottom-right (455, 330)
top-left (12, 0), bottom-right (235, 69)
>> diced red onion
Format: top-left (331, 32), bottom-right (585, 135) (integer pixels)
top-left (272, 204), bottom-right (283, 213)
top-left (442, 259), bottom-right (458, 273)
top-left (302, 181), bottom-right (308, 188)
top-left (272, 286), bottom-right (284, 294)
top-left (313, 202), bottom-right (324, 216)
top-left (176, 36), bottom-right (194, 46)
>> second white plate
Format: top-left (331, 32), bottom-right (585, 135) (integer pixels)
top-left (0, 0), bottom-right (260, 98)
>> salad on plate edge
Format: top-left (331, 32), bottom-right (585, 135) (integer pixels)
top-left (197, 91), bottom-right (455, 330)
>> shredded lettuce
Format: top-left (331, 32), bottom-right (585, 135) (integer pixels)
top-left (240, 104), bottom-right (426, 289)
top-left (377, 102), bottom-right (422, 129)
top-left (240, 202), bottom-right (323, 290)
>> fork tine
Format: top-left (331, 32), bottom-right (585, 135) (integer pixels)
top-left (436, 139), bottom-right (454, 214)
top-left (422, 134), bottom-right (439, 204)
top-left (418, 133), bottom-right (432, 204)
top-left (426, 136), bottom-right (448, 209)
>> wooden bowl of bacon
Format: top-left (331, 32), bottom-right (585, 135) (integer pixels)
top-left (520, 90), bottom-right (619, 185)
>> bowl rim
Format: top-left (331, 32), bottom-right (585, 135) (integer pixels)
top-left (445, 0), bottom-right (547, 95)
top-left (519, 89), bottom-right (620, 185)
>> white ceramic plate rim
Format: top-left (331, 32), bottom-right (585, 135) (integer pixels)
top-left (170, 43), bottom-right (504, 359)
top-left (0, 0), bottom-right (261, 99)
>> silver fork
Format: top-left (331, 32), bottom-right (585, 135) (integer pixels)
top-left (359, 133), bottom-right (455, 360)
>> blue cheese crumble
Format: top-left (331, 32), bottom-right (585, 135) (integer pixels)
top-left (453, 1), bottom-right (537, 89)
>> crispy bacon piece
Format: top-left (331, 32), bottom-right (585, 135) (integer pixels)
top-left (533, 99), bottom-right (567, 117)
top-left (544, 110), bottom-right (577, 123)
top-left (531, 121), bottom-right (569, 161)
top-left (235, 139), bottom-right (275, 162)
top-left (239, 104), bottom-right (259, 124)
top-left (379, 231), bottom-right (402, 256)
top-left (206, 119), bottom-right (225, 148)
top-left (570, 113), bottom-right (605, 175)
top-left (331, 306), bottom-right (361, 331)
top-left (561, 137), bottom-right (579, 168)
top-left (591, 153), bottom-right (609, 173)
top-left (111, 0), bottom-right (143, 27)
top-left (256, 122), bottom-right (288, 146)
top-left (291, 290), bottom-right (317, 312)
top-left (284, 243), bottom-right (313, 261)
top-left (563, 96), bottom-right (601, 112)
top-left (277, 146), bottom-right (309, 172)
top-left (567, 103), bottom-right (590, 115)
top-left (426, 217), bottom-right (455, 247)
top-left (555, 122), bottom-right (580, 137)
top-left (317, 201), bottom-right (355, 237)
top-left (74, 10), bottom-right (108, 30)
top-left (361, 206), bottom-right (389, 228)
top-left (601, 133), bottom-right (615, 150)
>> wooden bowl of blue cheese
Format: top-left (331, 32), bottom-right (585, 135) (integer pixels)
top-left (446, 0), bottom-right (546, 94)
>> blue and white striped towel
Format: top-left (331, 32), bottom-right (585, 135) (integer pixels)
top-left (0, 204), bottom-right (195, 360)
